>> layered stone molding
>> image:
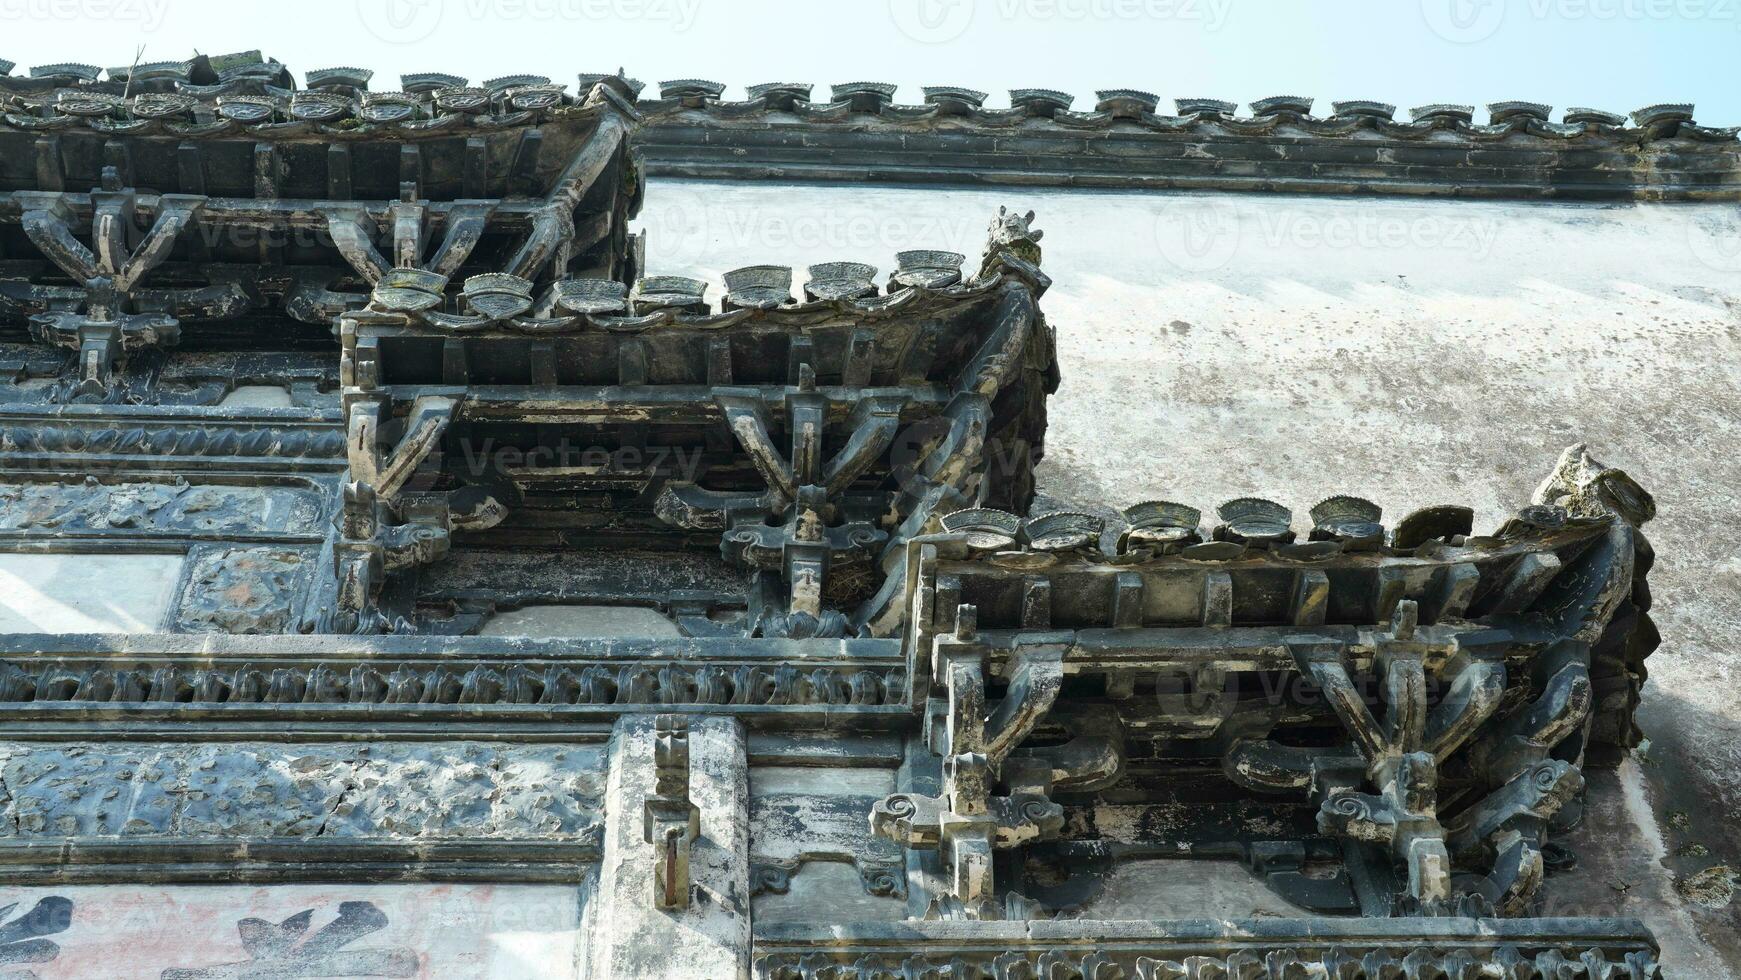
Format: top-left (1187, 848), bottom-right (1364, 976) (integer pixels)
top-left (752, 918), bottom-right (1664, 978)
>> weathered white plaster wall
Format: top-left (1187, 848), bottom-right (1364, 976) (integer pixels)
top-left (0, 553), bottom-right (183, 632)
top-left (215, 384), bottom-right (293, 408)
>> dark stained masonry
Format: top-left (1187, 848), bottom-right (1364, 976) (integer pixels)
top-left (0, 52), bottom-right (1674, 976)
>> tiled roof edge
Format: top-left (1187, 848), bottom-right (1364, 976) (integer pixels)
top-left (2, 57), bottom-right (1733, 199)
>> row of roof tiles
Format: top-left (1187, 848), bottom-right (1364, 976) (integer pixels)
top-left (0, 58), bottom-right (1717, 134)
top-left (940, 497), bottom-right (1585, 561)
top-left (370, 254), bottom-right (987, 324)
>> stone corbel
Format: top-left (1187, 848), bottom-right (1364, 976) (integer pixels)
top-left (1229, 615), bottom-right (1589, 916)
top-left (1451, 638), bottom-right (1595, 913)
top-left (893, 393), bottom-right (990, 511)
top-left (983, 642), bottom-right (1066, 761)
top-left (1288, 600), bottom-right (1511, 914)
top-left (334, 395), bottom-right (457, 631)
top-left (332, 483), bottom-right (452, 632)
top-left (644, 714), bottom-right (701, 911)
top-left (346, 394), bottom-right (457, 503)
top-left (427, 201), bottom-right (497, 277)
top-left (715, 386), bottom-right (798, 509)
top-left (111, 195), bottom-right (205, 293)
top-left (16, 190), bottom-right (206, 395)
top-left (748, 856), bottom-right (908, 902)
top-left (319, 205), bottom-right (391, 284)
top-left (497, 103), bottom-right (635, 282)
top-left (712, 380), bottom-right (903, 637)
top-left (1004, 708), bottom-right (1128, 797)
top-left (323, 201), bottom-right (502, 290)
top-left (871, 613), bottom-right (1068, 916)
top-left (332, 481), bottom-right (384, 631)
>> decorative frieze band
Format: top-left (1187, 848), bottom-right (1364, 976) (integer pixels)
top-left (751, 918), bottom-right (1662, 978)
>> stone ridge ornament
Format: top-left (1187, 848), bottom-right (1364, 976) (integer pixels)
top-left (1310, 495), bottom-right (1385, 549)
top-left (723, 265), bottom-right (794, 310)
top-left (1213, 496), bottom-right (1295, 546)
top-left (552, 278), bottom-right (629, 315)
top-left (4, 60), bottom-right (1735, 199)
top-left (890, 250), bottom-right (965, 289)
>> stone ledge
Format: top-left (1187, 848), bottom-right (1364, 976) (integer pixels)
top-left (753, 916), bottom-right (1661, 976)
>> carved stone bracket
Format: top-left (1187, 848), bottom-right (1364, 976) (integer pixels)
top-left (704, 376), bottom-right (902, 638)
top-left (332, 394), bottom-right (458, 632)
top-left (748, 856), bottom-right (908, 901)
top-left (1285, 600), bottom-right (1512, 914)
top-left (872, 612), bottom-right (1066, 917)
top-left (644, 714), bottom-right (701, 911)
top-left (13, 187), bottom-right (214, 395)
top-left (1236, 598), bottom-right (1600, 918)
top-left (1450, 638), bottom-right (1593, 913)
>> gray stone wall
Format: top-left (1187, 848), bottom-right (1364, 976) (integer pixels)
top-left (0, 742), bottom-right (604, 841)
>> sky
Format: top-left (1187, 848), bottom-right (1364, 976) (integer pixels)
top-left (1, 0), bottom-right (1735, 122)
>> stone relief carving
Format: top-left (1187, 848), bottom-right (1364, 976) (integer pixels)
top-left (0, 421), bottom-right (346, 463)
top-left (0, 481), bottom-right (324, 536)
top-left (0, 743), bottom-right (603, 841)
top-left (0, 659), bottom-right (904, 710)
top-left (753, 944), bottom-right (1663, 979)
top-left (749, 774), bottom-right (908, 902)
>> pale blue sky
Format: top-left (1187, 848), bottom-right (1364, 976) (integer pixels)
top-left (2, 0), bottom-right (1734, 122)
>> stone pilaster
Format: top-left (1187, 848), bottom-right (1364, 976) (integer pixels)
top-left (588, 714), bottom-right (750, 979)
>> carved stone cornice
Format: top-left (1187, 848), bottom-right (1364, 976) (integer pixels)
top-left (0, 633), bottom-right (910, 734)
top-left (0, 838), bottom-right (603, 886)
top-left (0, 405), bottom-right (346, 473)
top-left (751, 917), bottom-right (1661, 978)
top-left (4, 56), bottom-right (1733, 198)
top-left (631, 88), bottom-right (1737, 200)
